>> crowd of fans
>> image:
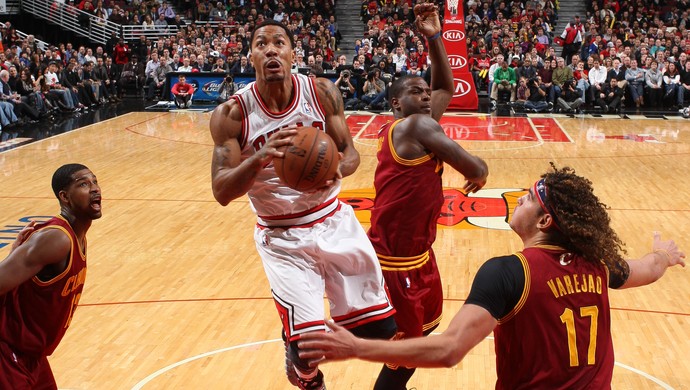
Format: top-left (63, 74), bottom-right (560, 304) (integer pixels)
top-left (0, 0), bottom-right (344, 130)
top-left (465, 0), bottom-right (690, 113)
top-left (2, 0), bottom-right (689, 129)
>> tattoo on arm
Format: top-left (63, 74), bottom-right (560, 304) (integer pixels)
top-left (319, 79), bottom-right (343, 114)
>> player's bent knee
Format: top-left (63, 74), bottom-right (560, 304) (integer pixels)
top-left (287, 339), bottom-right (316, 372)
top-left (350, 316), bottom-right (397, 340)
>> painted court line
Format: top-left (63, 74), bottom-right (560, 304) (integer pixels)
top-left (131, 337), bottom-right (676, 389)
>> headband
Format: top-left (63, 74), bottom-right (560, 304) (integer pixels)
top-left (533, 178), bottom-right (562, 231)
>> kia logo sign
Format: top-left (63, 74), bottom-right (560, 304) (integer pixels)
top-left (443, 30), bottom-right (465, 42)
top-left (448, 55), bottom-right (467, 69)
top-left (453, 78), bottom-right (472, 97)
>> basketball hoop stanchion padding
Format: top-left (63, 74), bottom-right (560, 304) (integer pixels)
top-left (442, 3), bottom-right (479, 110)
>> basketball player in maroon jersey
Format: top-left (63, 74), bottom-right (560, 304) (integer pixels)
top-left (209, 20), bottom-right (396, 390)
top-left (299, 164), bottom-right (686, 388)
top-left (366, 4), bottom-right (488, 389)
top-left (0, 164), bottom-right (102, 389)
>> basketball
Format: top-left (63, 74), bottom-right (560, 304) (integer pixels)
top-left (274, 126), bottom-right (340, 192)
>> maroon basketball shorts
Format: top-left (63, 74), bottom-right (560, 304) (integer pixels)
top-left (0, 340), bottom-right (57, 390)
top-left (380, 248), bottom-right (443, 338)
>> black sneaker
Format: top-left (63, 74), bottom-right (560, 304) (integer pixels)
top-left (298, 370), bottom-right (326, 390)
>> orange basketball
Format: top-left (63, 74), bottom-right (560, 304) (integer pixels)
top-left (274, 126), bottom-right (340, 192)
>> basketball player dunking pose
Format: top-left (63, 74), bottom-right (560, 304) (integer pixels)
top-left (0, 164), bottom-right (102, 389)
top-left (299, 164), bottom-right (686, 389)
top-left (209, 20), bottom-right (396, 390)
top-left (367, 4), bottom-right (488, 389)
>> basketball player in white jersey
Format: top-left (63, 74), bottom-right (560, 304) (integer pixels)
top-left (209, 20), bottom-right (397, 390)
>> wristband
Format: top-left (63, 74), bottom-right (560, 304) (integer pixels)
top-left (428, 32), bottom-right (441, 41)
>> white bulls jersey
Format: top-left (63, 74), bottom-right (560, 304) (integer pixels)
top-left (232, 74), bottom-right (340, 220)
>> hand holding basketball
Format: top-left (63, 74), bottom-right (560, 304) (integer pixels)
top-left (274, 126), bottom-right (340, 192)
top-left (254, 127), bottom-right (299, 166)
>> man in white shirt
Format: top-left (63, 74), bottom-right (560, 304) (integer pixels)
top-left (588, 57), bottom-right (608, 107)
top-left (391, 47), bottom-right (407, 75)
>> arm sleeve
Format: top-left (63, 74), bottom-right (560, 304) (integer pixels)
top-left (607, 259), bottom-right (630, 289)
top-left (465, 255), bottom-right (526, 320)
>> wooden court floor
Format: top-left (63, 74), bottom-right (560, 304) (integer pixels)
top-left (0, 111), bottom-right (688, 389)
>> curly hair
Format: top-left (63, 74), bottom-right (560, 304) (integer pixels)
top-left (542, 163), bottom-right (629, 280)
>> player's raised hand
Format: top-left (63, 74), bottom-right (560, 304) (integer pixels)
top-left (652, 231), bottom-right (686, 267)
top-left (414, 3), bottom-right (441, 38)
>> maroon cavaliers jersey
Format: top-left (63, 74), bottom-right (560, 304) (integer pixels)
top-left (368, 119), bottom-right (444, 262)
top-left (494, 246), bottom-right (614, 389)
top-left (0, 216), bottom-right (87, 358)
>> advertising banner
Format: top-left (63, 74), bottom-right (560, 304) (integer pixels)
top-left (442, 3), bottom-right (478, 110)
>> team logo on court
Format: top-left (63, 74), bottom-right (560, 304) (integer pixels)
top-left (340, 188), bottom-right (526, 230)
top-left (452, 78), bottom-right (472, 97)
top-left (448, 55), bottom-right (467, 70)
top-left (443, 30), bottom-right (466, 42)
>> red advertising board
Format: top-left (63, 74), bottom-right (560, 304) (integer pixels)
top-left (443, 4), bottom-right (478, 110)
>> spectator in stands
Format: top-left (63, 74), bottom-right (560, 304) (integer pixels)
top-left (171, 75), bottom-right (194, 108)
top-left (557, 78), bottom-right (585, 114)
top-left (159, 1), bottom-right (176, 24)
top-left (211, 56), bottom-right (229, 73)
top-left (64, 61), bottom-right (98, 107)
top-left (147, 59), bottom-right (171, 101)
top-left (391, 46), bottom-right (407, 76)
top-left (113, 38), bottom-right (130, 73)
top-left (626, 59), bottom-right (646, 108)
top-left (119, 54), bottom-right (145, 98)
top-left (154, 13), bottom-right (169, 29)
top-left (588, 56), bottom-right (607, 106)
top-left (230, 55), bottom-right (254, 74)
top-left (44, 62), bottom-right (76, 110)
top-left (0, 69), bottom-right (40, 120)
top-left (552, 57), bottom-right (573, 102)
top-left (597, 77), bottom-right (625, 113)
top-left (645, 60), bottom-right (663, 108)
top-left (664, 62), bottom-right (683, 106)
top-left (142, 14), bottom-right (156, 30)
top-left (524, 76), bottom-right (552, 113)
top-left (680, 61), bottom-right (690, 109)
top-left (361, 69), bottom-right (386, 110)
top-left (178, 57), bottom-right (193, 72)
top-left (335, 69), bottom-right (359, 110)
top-left (307, 55), bottom-right (323, 74)
top-left (491, 60), bottom-right (517, 103)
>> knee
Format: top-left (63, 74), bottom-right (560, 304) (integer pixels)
top-left (349, 316), bottom-right (397, 340)
top-left (287, 339), bottom-right (314, 372)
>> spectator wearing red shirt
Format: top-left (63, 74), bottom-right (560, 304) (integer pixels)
top-left (171, 75), bottom-right (194, 108)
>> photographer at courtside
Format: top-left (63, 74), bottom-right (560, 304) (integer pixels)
top-left (335, 69), bottom-right (359, 110)
top-left (217, 74), bottom-right (236, 104)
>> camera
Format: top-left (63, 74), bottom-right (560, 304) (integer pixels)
top-left (341, 70), bottom-right (351, 79)
top-left (225, 75), bottom-right (233, 83)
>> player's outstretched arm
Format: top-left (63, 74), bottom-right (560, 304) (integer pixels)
top-left (315, 77), bottom-right (360, 178)
top-left (210, 100), bottom-right (297, 205)
top-left (619, 232), bottom-right (685, 289)
top-left (404, 114), bottom-right (488, 193)
top-left (0, 228), bottom-right (70, 296)
top-left (298, 304), bottom-right (496, 368)
top-left (415, 3), bottom-right (453, 121)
